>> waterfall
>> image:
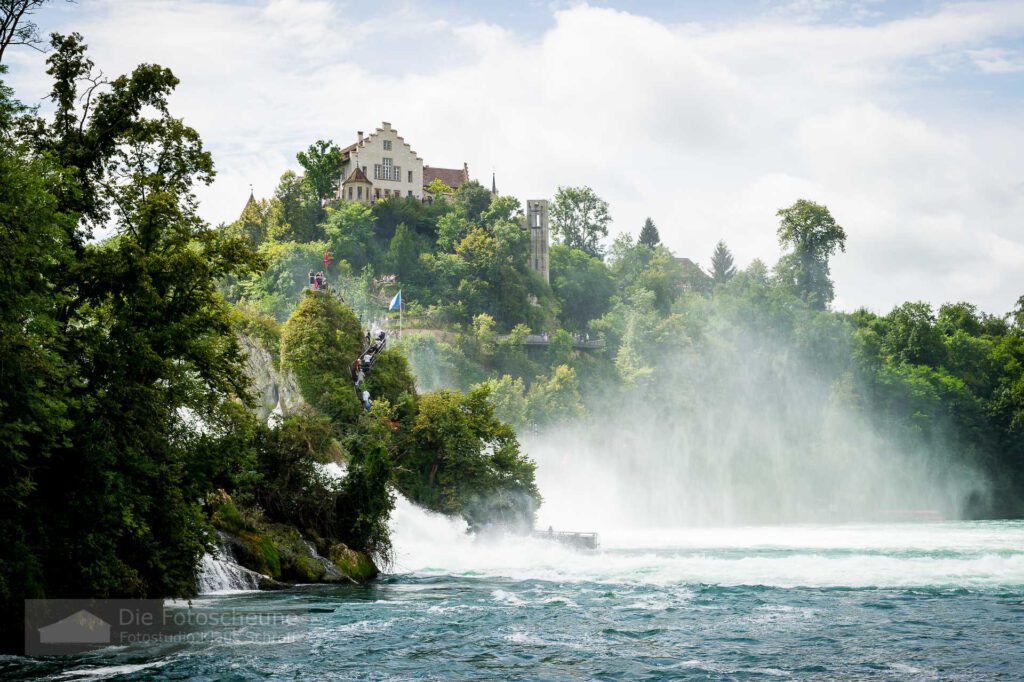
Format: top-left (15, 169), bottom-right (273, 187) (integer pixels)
top-left (197, 538), bottom-right (264, 594)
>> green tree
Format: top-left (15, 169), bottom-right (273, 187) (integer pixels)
top-left (639, 217), bottom-right (660, 248)
top-left (549, 244), bottom-right (615, 330)
top-left (453, 179), bottom-right (492, 224)
top-left (710, 239), bottom-right (737, 284)
top-left (0, 72), bottom-right (75, 638)
top-left (526, 364), bottom-right (585, 426)
top-left (881, 302), bottom-right (947, 367)
top-left (425, 177), bottom-right (453, 197)
top-left (239, 240), bottom-right (328, 320)
top-left (362, 349), bottom-right (417, 407)
top-left (323, 200), bottom-right (376, 272)
top-left (280, 290), bottom-right (365, 425)
top-left (387, 222), bottom-right (420, 280)
top-left (225, 193), bottom-right (271, 246)
top-left (397, 386), bottom-right (540, 529)
top-left (296, 139), bottom-right (344, 203)
top-left (2, 33), bottom-right (263, 648)
top-left (478, 375), bottom-right (528, 427)
top-left (774, 199), bottom-right (846, 309)
top-left (550, 185), bottom-right (610, 257)
top-left (270, 170), bottom-right (324, 242)
top-left (937, 302), bottom-right (983, 337)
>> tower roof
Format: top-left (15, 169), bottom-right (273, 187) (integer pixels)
top-left (343, 167), bottom-right (372, 185)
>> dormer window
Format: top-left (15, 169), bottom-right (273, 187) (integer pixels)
top-left (383, 139), bottom-right (392, 150)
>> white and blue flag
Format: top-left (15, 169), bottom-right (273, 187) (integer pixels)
top-left (389, 291), bottom-right (402, 311)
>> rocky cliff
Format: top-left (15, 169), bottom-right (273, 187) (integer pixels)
top-left (238, 332), bottom-right (304, 422)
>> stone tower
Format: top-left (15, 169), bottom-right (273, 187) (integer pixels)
top-left (525, 200), bottom-right (550, 284)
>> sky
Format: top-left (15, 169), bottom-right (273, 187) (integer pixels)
top-left (5, 0), bottom-right (1024, 313)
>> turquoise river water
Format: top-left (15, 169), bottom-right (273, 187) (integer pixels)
top-left (4, 498), bottom-right (1023, 680)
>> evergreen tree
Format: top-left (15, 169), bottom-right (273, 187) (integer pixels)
top-left (387, 222), bottom-right (420, 280)
top-left (710, 240), bottom-right (737, 284)
top-left (639, 217), bottom-right (660, 248)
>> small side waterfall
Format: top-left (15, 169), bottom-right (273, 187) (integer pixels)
top-left (197, 539), bottom-right (264, 593)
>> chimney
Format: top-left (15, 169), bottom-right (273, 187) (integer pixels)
top-left (357, 131), bottom-right (364, 143)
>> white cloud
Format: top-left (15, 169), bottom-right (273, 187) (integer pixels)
top-left (966, 47), bottom-right (1024, 73)
top-left (8, 0), bottom-right (1024, 314)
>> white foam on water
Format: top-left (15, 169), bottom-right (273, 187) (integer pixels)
top-left (197, 551), bottom-right (262, 594)
top-left (57, 660), bottom-right (169, 679)
top-left (390, 495), bottom-right (1024, 589)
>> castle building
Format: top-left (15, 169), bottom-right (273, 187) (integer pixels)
top-left (337, 122), bottom-right (471, 204)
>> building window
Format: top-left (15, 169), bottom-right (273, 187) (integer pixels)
top-left (375, 188), bottom-right (381, 199)
top-left (348, 187), bottom-right (353, 199)
top-left (357, 186), bottom-right (362, 199)
top-left (408, 170), bottom-right (413, 183)
top-left (408, 190), bottom-right (413, 197)
top-left (383, 139), bottom-right (392, 150)
top-left (375, 158), bottom-right (396, 181)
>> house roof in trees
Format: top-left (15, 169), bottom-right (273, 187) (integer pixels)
top-left (343, 167), bottom-right (372, 185)
top-left (424, 164), bottom-right (470, 190)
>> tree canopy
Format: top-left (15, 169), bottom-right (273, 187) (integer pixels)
top-left (550, 185), bottom-right (611, 257)
top-left (297, 139), bottom-right (344, 203)
top-left (774, 199), bottom-right (847, 309)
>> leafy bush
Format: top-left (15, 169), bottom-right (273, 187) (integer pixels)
top-left (395, 386), bottom-right (540, 530)
top-left (280, 290), bottom-right (364, 425)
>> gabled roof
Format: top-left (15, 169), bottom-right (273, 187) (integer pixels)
top-left (424, 164), bottom-right (470, 190)
top-left (341, 122), bottom-right (423, 163)
top-left (343, 167), bottom-right (372, 185)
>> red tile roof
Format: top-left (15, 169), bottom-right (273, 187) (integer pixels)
top-left (424, 165), bottom-right (469, 190)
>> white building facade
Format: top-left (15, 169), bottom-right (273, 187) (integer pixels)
top-left (338, 122), bottom-right (424, 202)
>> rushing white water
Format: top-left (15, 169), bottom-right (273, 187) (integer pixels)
top-left (197, 542), bottom-right (264, 593)
top-left (389, 495), bottom-right (1024, 589)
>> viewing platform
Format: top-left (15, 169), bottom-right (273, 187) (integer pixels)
top-left (523, 334), bottom-right (606, 350)
top-left (531, 529), bottom-right (601, 550)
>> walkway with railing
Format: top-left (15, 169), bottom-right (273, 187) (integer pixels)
top-left (530, 530), bottom-right (600, 549)
top-left (522, 334), bottom-right (605, 350)
top-left (350, 330), bottom-right (388, 409)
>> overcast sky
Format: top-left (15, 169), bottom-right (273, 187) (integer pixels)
top-left (6, 0), bottom-right (1024, 313)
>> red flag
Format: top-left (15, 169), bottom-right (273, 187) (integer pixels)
top-left (324, 248), bottom-right (329, 270)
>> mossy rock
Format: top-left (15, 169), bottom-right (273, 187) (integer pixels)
top-left (328, 543), bottom-right (378, 582)
top-left (235, 531), bottom-right (281, 579)
top-left (293, 555), bottom-right (325, 583)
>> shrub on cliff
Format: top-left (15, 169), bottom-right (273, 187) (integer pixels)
top-left (280, 290), bottom-right (364, 425)
top-left (362, 349), bottom-right (417, 408)
top-left (395, 385), bottom-right (540, 530)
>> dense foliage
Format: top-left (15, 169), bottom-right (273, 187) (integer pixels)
top-left (0, 35), bottom-right (262, 647)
